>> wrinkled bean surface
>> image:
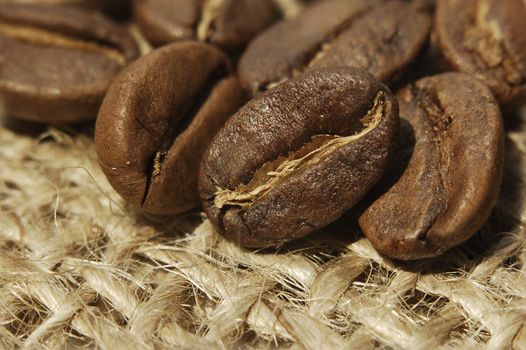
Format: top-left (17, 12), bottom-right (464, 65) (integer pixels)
top-left (200, 67), bottom-right (399, 248)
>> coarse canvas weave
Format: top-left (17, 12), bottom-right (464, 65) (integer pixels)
top-left (0, 108), bottom-right (525, 349)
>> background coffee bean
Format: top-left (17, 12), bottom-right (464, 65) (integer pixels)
top-left (238, 0), bottom-right (430, 96)
top-left (0, 4), bottom-right (139, 123)
top-left (133, 0), bottom-right (280, 50)
top-left (199, 67), bottom-right (399, 248)
top-left (96, 41), bottom-right (243, 215)
top-left (238, 0), bottom-right (375, 95)
top-left (359, 73), bottom-right (504, 260)
top-left (306, 2), bottom-right (431, 82)
top-left (0, 0), bottom-right (130, 18)
top-left (435, 0), bottom-right (526, 108)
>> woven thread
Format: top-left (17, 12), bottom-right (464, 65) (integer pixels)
top-left (1, 110), bottom-right (525, 349)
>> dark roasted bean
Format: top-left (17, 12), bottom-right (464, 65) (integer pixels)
top-left (199, 67), bottom-right (399, 248)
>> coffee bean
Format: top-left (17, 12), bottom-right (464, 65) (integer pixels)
top-left (436, 0), bottom-right (526, 108)
top-left (238, 0), bottom-right (430, 96)
top-left (133, 0), bottom-right (280, 50)
top-left (0, 4), bottom-right (139, 123)
top-left (199, 67), bottom-right (399, 248)
top-left (238, 0), bottom-right (375, 95)
top-left (0, 0), bottom-right (130, 18)
top-left (359, 73), bottom-right (504, 260)
top-left (96, 41), bottom-right (243, 215)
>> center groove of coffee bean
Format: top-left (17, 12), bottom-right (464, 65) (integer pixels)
top-left (412, 86), bottom-right (450, 132)
top-left (141, 65), bottom-right (228, 206)
top-left (213, 91), bottom-right (385, 209)
top-left (197, 0), bottom-right (225, 42)
top-left (462, 1), bottom-right (522, 85)
top-left (0, 22), bottom-right (126, 64)
top-left (411, 85), bottom-right (451, 224)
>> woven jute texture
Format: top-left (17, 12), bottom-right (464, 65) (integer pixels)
top-left (1, 105), bottom-right (526, 350)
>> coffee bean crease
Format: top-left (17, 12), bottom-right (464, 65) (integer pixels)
top-left (359, 73), bottom-right (504, 260)
top-left (200, 67), bottom-right (399, 248)
top-left (213, 91), bottom-right (385, 210)
top-left (463, 1), bottom-right (523, 85)
top-left (96, 42), bottom-right (243, 215)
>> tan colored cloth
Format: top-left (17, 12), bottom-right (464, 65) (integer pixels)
top-left (0, 109), bottom-right (525, 348)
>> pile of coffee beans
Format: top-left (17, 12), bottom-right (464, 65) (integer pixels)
top-left (1, 0), bottom-right (524, 260)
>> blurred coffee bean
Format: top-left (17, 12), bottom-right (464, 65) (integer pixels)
top-left (436, 0), bottom-right (526, 108)
top-left (0, 4), bottom-right (139, 123)
top-left (239, 0), bottom-right (430, 96)
top-left (0, 0), bottom-right (130, 18)
top-left (133, 0), bottom-right (280, 50)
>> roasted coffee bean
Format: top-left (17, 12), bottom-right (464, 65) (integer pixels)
top-left (133, 0), bottom-right (280, 50)
top-left (0, 4), bottom-right (139, 123)
top-left (436, 0), bottom-right (526, 107)
top-left (359, 73), bottom-right (504, 260)
top-left (0, 0), bottom-right (129, 18)
top-left (96, 42), bottom-right (243, 215)
top-left (238, 0), bottom-right (430, 96)
top-left (199, 67), bottom-right (399, 248)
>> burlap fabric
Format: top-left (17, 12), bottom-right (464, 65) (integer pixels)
top-left (1, 106), bottom-right (525, 349)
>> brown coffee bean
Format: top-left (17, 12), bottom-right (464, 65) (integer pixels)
top-left (238, 0), bottom-right (430, 96)
top-left (133, 0), bottom-right (280, 50)
top-left (359, 73), bottom-right (504, 260)
top-left (96, 42), bottom-right (243, 215)
top-left (436, 0), bottom-right (526, 107)
top-left (199, 67), bottom-right (399, 248)
top-left (0, 4), bottom-right (139, 123)
top-left (0, 0), bottom-right (130, 18)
